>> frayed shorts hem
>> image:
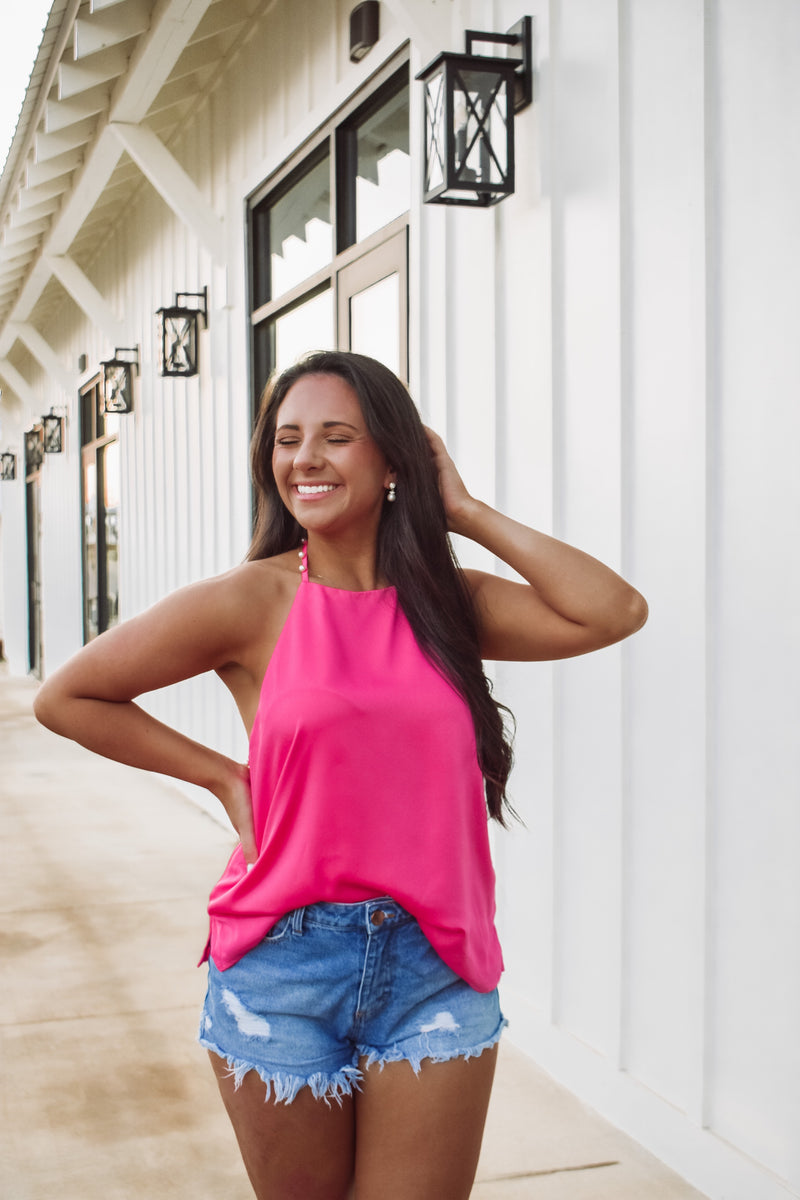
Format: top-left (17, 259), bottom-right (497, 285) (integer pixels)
top-left (199, 1015), bottom-right (507, 1107)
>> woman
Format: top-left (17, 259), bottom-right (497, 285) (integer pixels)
top-left (34, 351), bottom-right (647, 1199)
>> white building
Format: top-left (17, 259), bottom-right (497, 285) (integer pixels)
top-left (1, 3), bottom-right (798, 1198)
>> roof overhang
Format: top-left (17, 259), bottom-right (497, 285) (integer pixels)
top-left (0, 0), bottom-right (271, 412)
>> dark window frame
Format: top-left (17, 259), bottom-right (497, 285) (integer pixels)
top-left (247, 50), bottom-right (411, 417)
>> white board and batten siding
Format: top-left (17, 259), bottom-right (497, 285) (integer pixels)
top-left (478, 3), bottom-right (800, 1199)
top-left (1, 1), bottom-right (797, 1197)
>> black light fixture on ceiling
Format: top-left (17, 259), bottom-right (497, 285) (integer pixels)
top-left (25, 425), bottom-right (45, 472)
top-left (416, 17), bottom-right (533, 206)
top-left (101, 347), bottom-right (139, 414)
top-left (157, 287), bottom-right (208, 378)
top-left (0, 451), bottom-right (16, 481)
top-left (42, 407), bottom-right (66, 454)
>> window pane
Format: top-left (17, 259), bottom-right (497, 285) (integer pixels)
top-left (349, 273), bottom-right (400, 376)
top-left (83, 458), bottom-right (99, 640)
top-left (273, 289), bottom-right (335, 374)
top-left (270, 154), bottom-right (333, 299)
top-left (102, 441), bottom-right (120, 631)
top-left (354, 84), bottom-right (410, 242)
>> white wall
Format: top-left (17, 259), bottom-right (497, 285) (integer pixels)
top-left (480, 1), bottom-right (800, 1197)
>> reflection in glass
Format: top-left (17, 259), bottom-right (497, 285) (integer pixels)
top-left (270, 155), bottom-right (333, 299)
top-left (102, 441), bottom-right (120, 630)
top-left (355, 84), bottom-right (410, 242)
top-left (83, 460), bottom-right (99, 639)
top-left (455, 70), bottom-right (509, 188)
top-left (273, 290), bottom-right (335, 374)
top-left (349, 273), bottom-right (400, 376)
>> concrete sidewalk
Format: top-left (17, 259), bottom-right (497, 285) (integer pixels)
top-left (0, 666), bottom-right (707, 1199)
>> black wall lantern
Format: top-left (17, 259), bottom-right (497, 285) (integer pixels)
top-left (416, 17), bottom-right (533, 206)
top-left (101, 346), bottom-right (139, 414)
top-left (157, 287), bottom-right (208, 377)
top-left (43, 407), bottom-right (66, 454)
top-left (25, 425), bottom-right (45, 473)
top-left (1, 451), bottom-right (16, 481)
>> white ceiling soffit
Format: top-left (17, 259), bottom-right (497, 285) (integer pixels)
top-left (0, 0), bottom-right (267, 375)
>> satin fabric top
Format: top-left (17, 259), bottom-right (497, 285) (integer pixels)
top-left (203, 563), bottom-right (503, 993)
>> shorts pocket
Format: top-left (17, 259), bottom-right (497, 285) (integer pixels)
top-left (263, 912), bottom-right (293, 943)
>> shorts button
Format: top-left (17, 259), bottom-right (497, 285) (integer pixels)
top-left (371, 910), bottom-right (386, 926)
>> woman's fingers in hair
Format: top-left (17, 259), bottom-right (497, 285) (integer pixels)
top-left (423, 426), bottom-right (475, 531)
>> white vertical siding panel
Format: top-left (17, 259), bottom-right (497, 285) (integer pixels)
top-left (548, 0), bottom-right (624, 1057)
top-left (619, 0), bottom-right (708, 1115)
top-left (281, 2), bottom-right (309, 137)
top-left (447, 210), bottom-right (497, 572)
top-left (492, 0), bottom-right (558, 1018)
top-left (309, 0), bottom-right (338, 109)
top-left (706, 0), bottom-right (800, 1186)
top-left (417, 203), bottom-right (449, 433)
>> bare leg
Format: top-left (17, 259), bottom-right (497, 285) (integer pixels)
top-left (208, 1051), bottom-right (355, 1200)
top-left (352, 1044), bottom-right (499, 1200)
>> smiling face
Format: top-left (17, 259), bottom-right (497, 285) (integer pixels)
top-left (272, 373), bottom-right (395, 539)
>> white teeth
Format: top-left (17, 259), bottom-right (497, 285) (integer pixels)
top-left (296, 484), bottom-right (336, 494)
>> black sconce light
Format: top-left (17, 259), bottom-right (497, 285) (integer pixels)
top-left (1, 451), bottom-right (16, 481)
top-left (25, 425), bottom-right (45, 472)
top-left (101, 347), bottom-right (139, 414)
top-left (157, 287), bottom-right (208, 377)
top-left (42, 407), bottom-right (66, 454)
top-left (416, 17), bottom-right (533, 206)
top-left (350, 1), bottom-right (379, 62)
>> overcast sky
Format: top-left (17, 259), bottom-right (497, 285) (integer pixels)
top-left (0, 2), bottom-right (54, 174)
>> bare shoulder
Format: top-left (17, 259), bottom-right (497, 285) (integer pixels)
top-left (459, 567), bottom-right (492, 604)
top-left (208, 551), bottom-right (301, 614)
top-left (168, 550), bottom-right (302, 662)
top-left (38, 551), bottom-right (304, 705)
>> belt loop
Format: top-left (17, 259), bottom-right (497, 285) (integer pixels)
top-left (291, 907), bottom-right (305, 935)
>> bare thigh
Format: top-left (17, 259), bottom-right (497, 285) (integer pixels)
top-left (208, 1050), bottom-right (355, 1200)
top-left (353, 1043), bottom-right (499, 1200)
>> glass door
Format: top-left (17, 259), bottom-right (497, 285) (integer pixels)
top-left (337, 228), bottom-right (408, 379)
top-left (25, 475), bottom-right (42, 676)
top-left (80, 378), bottom-right (120, 642)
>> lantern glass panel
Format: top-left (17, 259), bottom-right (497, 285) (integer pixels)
top-left (423, 67), bottom-right (447, 195)
top-left (453, 67), bottom-right (511, 189)
top-left (25, 427), bottom-right (44, 472)
top-left (104, 364), bottom-right (133, 413)
top-left (43, 416), bottom-right (63, 454)
top-left (161, 310), bottom-right (198, 376)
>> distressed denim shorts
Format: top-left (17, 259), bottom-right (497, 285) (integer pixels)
top-left (198, 897), bottom-right (506, 1105)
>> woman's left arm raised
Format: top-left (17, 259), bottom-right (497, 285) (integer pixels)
top-left (427, 428), bottom-right (648, 661)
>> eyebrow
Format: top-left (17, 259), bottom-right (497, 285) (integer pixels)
top-left (275, 420), bottom-right (360, 432)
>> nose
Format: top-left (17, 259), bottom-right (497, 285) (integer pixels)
top-left (292, 437), bottom-right (324, 471)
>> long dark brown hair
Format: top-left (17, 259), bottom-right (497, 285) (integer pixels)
top-left (249, 350), bottom-right (515, 824)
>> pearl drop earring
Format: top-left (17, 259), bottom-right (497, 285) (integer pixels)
top-left (387, 482), bottom-right (397, 503)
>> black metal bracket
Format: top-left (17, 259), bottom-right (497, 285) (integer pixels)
top-left (465, 16), bottom-right (533, 112)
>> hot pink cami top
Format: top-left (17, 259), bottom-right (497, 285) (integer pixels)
top-left (202, 549), bottom-right (503, 993)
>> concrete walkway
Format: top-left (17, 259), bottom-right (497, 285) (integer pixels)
top-left (0, 666), bottom-right (708, 1199)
